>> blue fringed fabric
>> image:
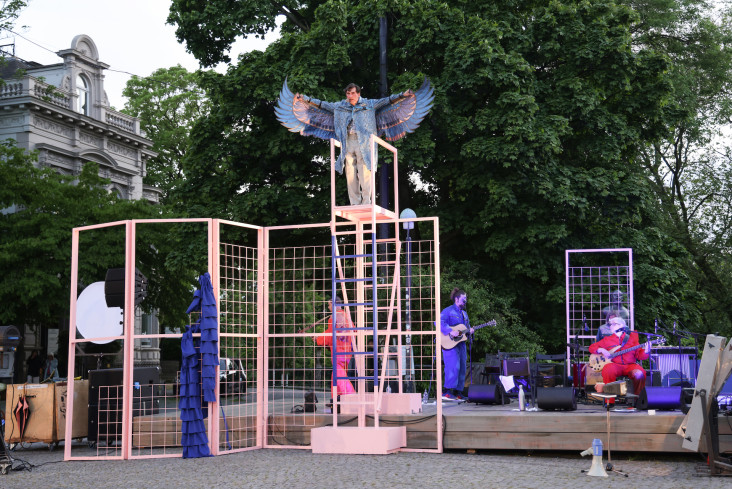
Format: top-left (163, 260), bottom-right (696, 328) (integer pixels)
top-left (179, 272), bottom-right (219, 459)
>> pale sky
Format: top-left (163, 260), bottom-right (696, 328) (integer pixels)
top-left (9, 0), bottom-right (277, 110)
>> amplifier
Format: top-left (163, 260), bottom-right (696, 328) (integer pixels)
top-left (502, 358), bottom-right (529, 376)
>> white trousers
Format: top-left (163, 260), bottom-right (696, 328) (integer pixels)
top-left (344, 133), bottom-right (373, 205)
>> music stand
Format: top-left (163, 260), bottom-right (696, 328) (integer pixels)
top-left (593, 393), bottom-right (629, 477)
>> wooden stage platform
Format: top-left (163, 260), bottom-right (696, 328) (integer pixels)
top-left (131, 393), bottom-right (732, 454)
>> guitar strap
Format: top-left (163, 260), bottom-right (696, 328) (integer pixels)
top-left (618, 332), bottom-right (630, 364)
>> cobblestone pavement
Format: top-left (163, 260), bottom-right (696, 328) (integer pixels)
top-left (1, 443), bottom-right (728, 488)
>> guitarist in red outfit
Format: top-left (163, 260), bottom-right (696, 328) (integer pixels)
top-left (588, 317), bottom-right (651, 396)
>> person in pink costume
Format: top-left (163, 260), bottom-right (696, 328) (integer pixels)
top-left (314, 297), bottom-right (355, 395)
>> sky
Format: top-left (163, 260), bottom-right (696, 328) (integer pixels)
top-left (8, 0), bottom-right (277, 110)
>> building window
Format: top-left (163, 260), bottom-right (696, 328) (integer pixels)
top-left (140, 313), bottom-right (155, 347)
top-left (76, 74), bottom-right (89, 115)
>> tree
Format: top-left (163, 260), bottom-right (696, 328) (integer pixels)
top-left (167, 0), bottom-right (710, 349)
top-left (0, 141), bottom-right (201, 340)
top-left (629, 0), bottom-right (732, 333)
top-left (122, 65), bottom-right (211, 203)
top-left (0, 142), bottom-right (148, 325)
top-left (0, 0), bottom-right (26, 36)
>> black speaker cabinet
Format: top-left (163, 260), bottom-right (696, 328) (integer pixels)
top-left (104, 267), bottom-right (148, 308)
top-left (88, 367), bottom-right (162, 443)
top-left (468, 383), bottom-right (509, 404)
top-left (647, 371), bottom-right (662, 387)
top-left (638, 386), bottom-right (683, 410)
top-left (536, 387), bottom-right (577, 411)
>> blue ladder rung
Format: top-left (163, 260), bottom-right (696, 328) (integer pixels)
top-left (334, 301), bottom-right (373, 308)
top-left (334, 327), bottom-right (375, 332)
top-left (334, 277), bottom-right (373, 283)
top-left (333, 253), bottom-right (372, 259)
top-left (336, 375), bottom-right (379, 381)
top-left (336, 351), bottom-right (376, 356)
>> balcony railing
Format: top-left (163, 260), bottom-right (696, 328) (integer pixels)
top-left (0, 76), bottom-right (140, 135)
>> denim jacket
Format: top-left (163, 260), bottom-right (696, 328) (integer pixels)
top-left (440, 304), bottom-right (470, 337)
top-left (304, 93), bottom-right (404, 173)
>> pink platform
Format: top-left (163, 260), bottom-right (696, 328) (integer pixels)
top-left (339, 392), bottom-right (422, 415)
top-left (310, 426), bottom-right (407, 454)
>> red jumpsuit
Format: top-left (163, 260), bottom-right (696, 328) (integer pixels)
top-left (315, 311), bottom-right (355, 395)
top-left (589, 331), bottom-right (649, 396)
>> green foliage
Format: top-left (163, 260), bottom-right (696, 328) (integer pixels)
top-left (0, 0), bottom-right (26, 32)
top-left (630, 0), bottom-right (732, 334)
top-left (164, 0), bottom-right (728, 342)
top-left (122, 65), bottom-right (211, 204)
top-left (441, 260), bottom-right (541, 358)
top-left (0, 141), bottom-right (158, 326)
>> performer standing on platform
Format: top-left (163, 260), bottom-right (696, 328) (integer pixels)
top-left (588, 317), bottom-right (650, 395)
top-left (314, 296), bottom-right (355, 395)
top-left (440, 288), bottom-right (474, 401)
top-left (293, 85), bottom-right (411, 205)
top-left (275, 79), bottom-right (434, 205)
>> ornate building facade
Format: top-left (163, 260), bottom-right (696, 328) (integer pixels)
top-left (0, 34), bottom-right (160, 201)
top-left (0, 35), bottom-right (162, 375)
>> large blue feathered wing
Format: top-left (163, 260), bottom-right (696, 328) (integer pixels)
top-left (376, 78), bottom-right (434, 142)
top-left (275, 79), bottom-right (335, 141)
top-left (275, 78), bottom-right (434, 142)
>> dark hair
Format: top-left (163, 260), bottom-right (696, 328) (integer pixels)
top-left (344, 83), bottom-right (361, 94)
top-left (450, 288), bottom-right (466, 302)
top-left (331, 295), bottom-right (343, 304)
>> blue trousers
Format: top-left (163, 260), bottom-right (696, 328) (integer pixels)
top-left (443, 342), bottom-right (467, 392)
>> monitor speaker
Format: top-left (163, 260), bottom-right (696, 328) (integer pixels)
top-left (536, 387), bottom-right (577, 411)
top-left (468, 383), bottom-right (509, 404)
top-left (638, 386), bottom-right (682, 410)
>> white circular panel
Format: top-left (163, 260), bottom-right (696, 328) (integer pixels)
top-left (76, 281), bottom-right (123, 344)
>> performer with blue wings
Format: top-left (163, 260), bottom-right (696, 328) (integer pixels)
top-left (276, 79), bottom-right (434, 205)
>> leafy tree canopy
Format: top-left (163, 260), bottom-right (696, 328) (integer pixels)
top-left (165, 0), bottom-right (726, 348)
top-left (0, 141), bottom-right (198, 334)
top-left (123, 65), bottom-right (211, 204)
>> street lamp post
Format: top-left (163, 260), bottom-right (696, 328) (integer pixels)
top-left (400, 208), bottom-right (417, 393)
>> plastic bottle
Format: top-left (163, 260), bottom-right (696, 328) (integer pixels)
top-left (518, 385), bottom-right (526, 411)
top-left (386, 383), bottom-right (392, 393)
top-left (423, 390), bottom-right (429, 404)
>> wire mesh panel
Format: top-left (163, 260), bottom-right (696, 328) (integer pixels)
top-left (264, 219), bottom-right (441, 451)
top-left (565, 249), bottom-right (634, 364)
top-left (67, 220), bottom-right (213, 460)
top-left (217, 224), bottom-right (260, 453)
top-left (267, 233), bottom-right (334, 447)
top-left (67, 217), bottom-right (440, 459)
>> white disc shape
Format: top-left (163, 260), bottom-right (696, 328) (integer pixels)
top-left (76, 281), bottom-right (123, 344)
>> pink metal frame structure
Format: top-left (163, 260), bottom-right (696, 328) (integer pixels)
top-left (65, 217), bottom-right (441, 459)
top-left (565, 248), bottom-right (634, 363)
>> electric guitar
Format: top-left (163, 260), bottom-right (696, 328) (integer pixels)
top-left (441, 320), bottom-right (497, 350)
top-left (588, 337), bottom-right (665, 372)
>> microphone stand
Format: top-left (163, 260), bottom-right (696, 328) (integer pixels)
top-left (467, 327), bottom-right (474, 400)
top-left (568, 316), bottom-right (589, 402)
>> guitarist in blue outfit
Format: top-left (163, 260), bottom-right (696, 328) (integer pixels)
top-left (440, 288), bottom-right (474, 401)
